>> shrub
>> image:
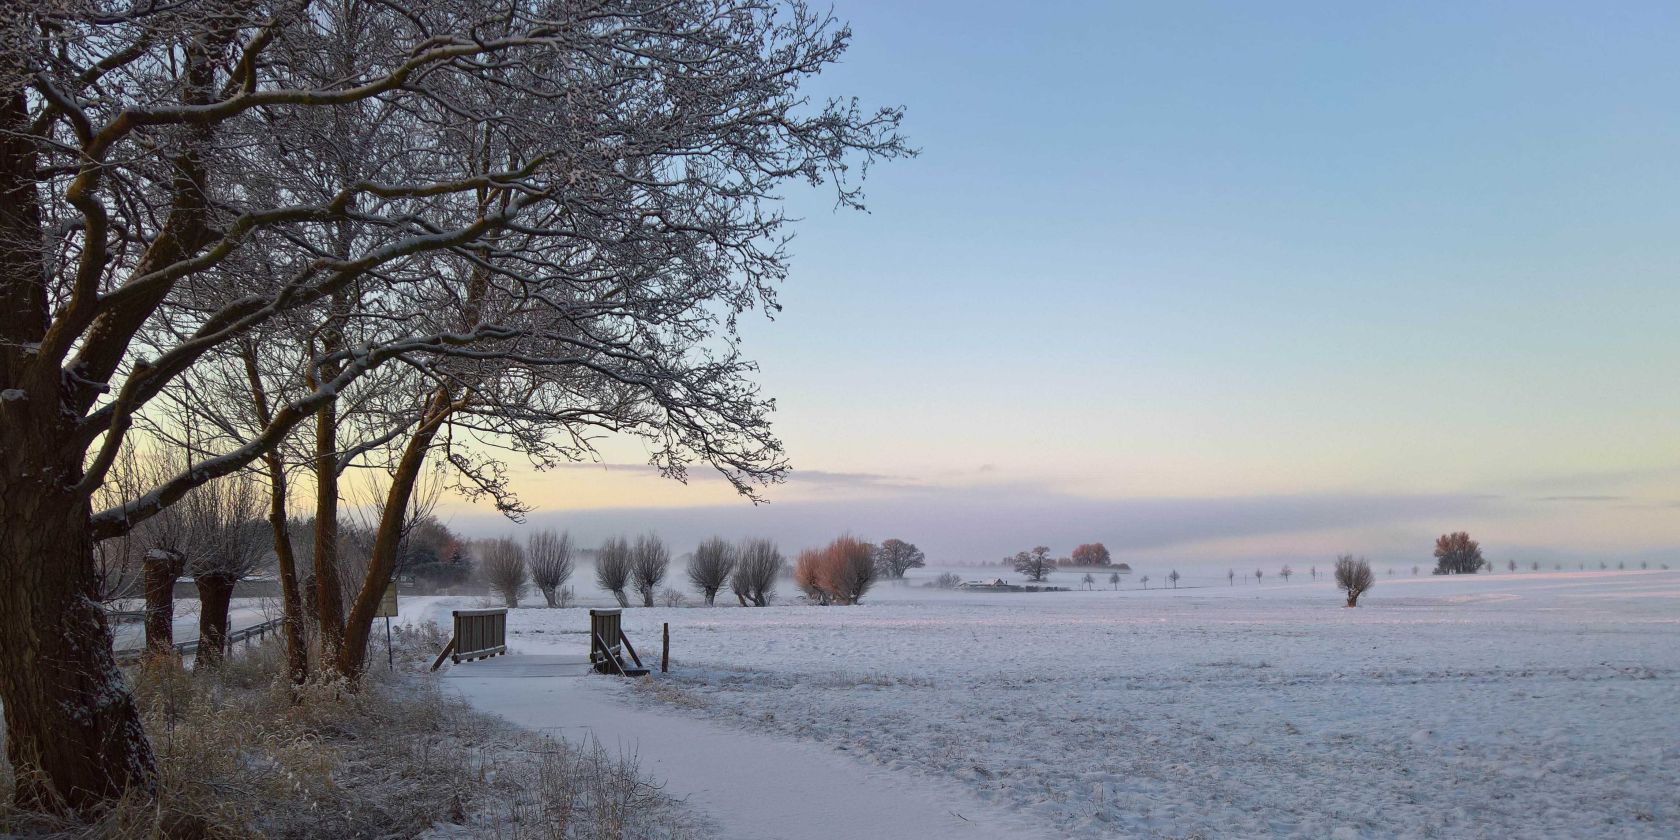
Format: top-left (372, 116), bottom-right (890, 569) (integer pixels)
top-left (932, 572), bottom-right (962, 589)
top-left (660, 588), bottom-right (687, 608)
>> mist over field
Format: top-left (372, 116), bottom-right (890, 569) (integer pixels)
top-left (453, 487), bottom-right (1675, 571)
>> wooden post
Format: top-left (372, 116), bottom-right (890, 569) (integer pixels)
top-left (661, 622), bottom-right (669, 673)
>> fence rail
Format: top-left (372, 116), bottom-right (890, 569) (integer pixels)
top-left (113, 616), bottom-right (287, 664)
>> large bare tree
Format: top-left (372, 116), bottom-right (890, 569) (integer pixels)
top-left (731, 538), bottom-right (783, 607)
top-left (0, 0), bottom-right (906, 809)
top-left (686, 537), bottom-right (736, 606)
top-left (527, 529), bottom-right (574, 608)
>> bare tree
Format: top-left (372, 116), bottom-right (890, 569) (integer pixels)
top-left (792, 536), bottom-right (875, 605)
top-left (687, 537), bottom-right (737, 606)
top-left (872, 538), bottom-right (926, 579)
top-left (731, 539), bottom-right (783, 607)
top-left (1310, 565), bottom-right (1317, 581)
top-left (1279, 565), bottom-right (1293, 583)
top-left (1141, 575), bottom-right (1150, 589)
top-left (527, 530), bottom-right (575, 608)
top-left (1254, 568), bottom-right (1264, 584)
top-left (1, 0), bottom-right (908, 802)
top-left (1081, 572), bottom-right (1095, 590)
top-left (632, 535), bottom-right (671, 607)
top-left (1109, 571), bottom-right (1121, 590)
top-left (179, 474), bottom-right (268, 669)
top-left (823, 536), bottom-right (876, 605)
top-left (1335, 554), bottom-right (1376, 607)
top-left (1167, 570), bottom-right (1181, 588)
top-left (793, 548), bottom-right (830, 605)
top-left (1011, 546), bottom-right (1056, 582)
top-left (1228, 569), bottom-right (1236, 586)
top-left (479, 539), bottom-right (528, 608)
top-left (596, 538), bottom-right (633, 608)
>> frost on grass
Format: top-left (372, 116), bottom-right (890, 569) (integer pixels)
top-left (0, 625), bottom-right (704, 840)
top-left (502, 573), bottom-right (1680, 840)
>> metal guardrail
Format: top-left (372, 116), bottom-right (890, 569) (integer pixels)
top-left (113, 616), bottom-right (287, 664)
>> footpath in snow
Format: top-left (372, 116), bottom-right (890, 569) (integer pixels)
top-left (440, 653), bottom-right (1047, 840)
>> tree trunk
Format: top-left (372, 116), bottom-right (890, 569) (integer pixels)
top-left (337, 394), bottom-right (451, 680)
top-left (1346, 592), bottom-right (1359, 607)
top-left (0, 474), bottom-right (157, 810)
top-left (312, 400), bottom-right (345, 661)
top-left (243, 345), bottom-right (308, 684)
top-left (703, 589), bottom-right (716, 607)
top-left (0, 88), bottom-right (156, 810)
top-left (193, 573), bottom-right (236, 669)
top-left (142, 549), bottom-right (184, 656)
top-left (264, 461), bottom-right (308, 683)
top-left (540, 586), bottom-right (558, 608)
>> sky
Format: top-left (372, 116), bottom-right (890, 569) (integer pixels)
top-left (452, 1), bottom-right (1680, 568)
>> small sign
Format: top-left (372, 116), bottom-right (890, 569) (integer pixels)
top-left (375, 582), bottom-right (399, 618)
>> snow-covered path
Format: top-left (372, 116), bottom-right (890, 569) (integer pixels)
top-left (441, 653), bottom-right (1046, 840)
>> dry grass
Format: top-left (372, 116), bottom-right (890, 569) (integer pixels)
top-left (1, 624), bottom-right (704, 839)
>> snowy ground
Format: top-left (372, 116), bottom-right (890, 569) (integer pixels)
top-left (412, 569), bottom-right (1679, 839)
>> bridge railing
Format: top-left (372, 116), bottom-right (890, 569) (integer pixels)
top-left (451, 608), bottom-right (507, 664)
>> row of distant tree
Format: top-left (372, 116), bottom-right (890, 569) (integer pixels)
top-left (468, 533), bottom-right (932, 609)
top-left (1005, 532), bottom-right (1668, 586)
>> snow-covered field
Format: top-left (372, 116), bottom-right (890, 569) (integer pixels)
top-left (414, 569), bottom-right (1679, 839)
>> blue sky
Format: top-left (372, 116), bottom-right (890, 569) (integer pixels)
top-left (473, 2), bottom-right (1680, 565)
